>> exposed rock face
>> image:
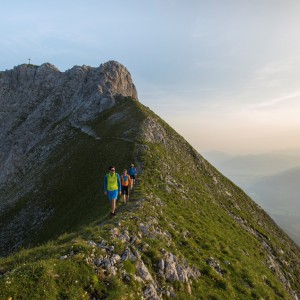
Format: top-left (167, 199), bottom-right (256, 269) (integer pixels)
top-left (140, 116), bottom-right (167, 144)
top-left (82, 194), bottom-right (201, 300)
top-left (0, 61), bottom-right (138, 256)
top-left (0, 60), bottom-right (137, 209)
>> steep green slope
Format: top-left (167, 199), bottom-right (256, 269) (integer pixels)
top-left (1, 98), bottom-right (300, 299)
top-left (138, 122), bottom-right (300, 299)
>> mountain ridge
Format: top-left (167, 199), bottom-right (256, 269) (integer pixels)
top-left (1, 62), bottom-right (300, 299)
top-left (0, 60), bottom-right (137, 214)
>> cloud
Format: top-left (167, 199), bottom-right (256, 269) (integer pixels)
top-left (251, 92), bottom-right (300, 109)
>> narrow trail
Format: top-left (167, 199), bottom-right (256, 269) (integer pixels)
top-left (74, 123), bottom-right (137, 143)
top-left (97, 182), bottom-right (141, 227)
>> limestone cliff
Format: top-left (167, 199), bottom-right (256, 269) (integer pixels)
top-left (0, 60), bottom-right (137, 210)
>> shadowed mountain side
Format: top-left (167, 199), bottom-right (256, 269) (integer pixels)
top-left (0, 60), bottom-right (138, 255)
top-left (0, 99), bottom-right (144, 256)
top-left (0, 60), bottom-right (137, 195)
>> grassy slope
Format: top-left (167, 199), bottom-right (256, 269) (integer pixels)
top-left (0, 99), bottom-right (300, 299)
top-left (137, 108), bottom-right (300, 299)
top-left (140, 145), bottom-right (299, 299)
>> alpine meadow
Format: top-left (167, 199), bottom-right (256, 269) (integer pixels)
top-left (0, 61), bottom-right (300, 300)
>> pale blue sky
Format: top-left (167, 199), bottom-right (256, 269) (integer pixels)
top-left (1, 0), bottom-right (300, 154)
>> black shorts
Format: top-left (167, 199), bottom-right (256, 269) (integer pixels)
top-left (121, 186), bottom-right (129, 195)
top-left (130, 175), bottom-right (135, 180)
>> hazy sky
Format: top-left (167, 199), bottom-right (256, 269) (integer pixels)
top-left (1, 0), bottom-right (300, 155)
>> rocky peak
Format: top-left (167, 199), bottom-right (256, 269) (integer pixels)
top-left (0, 59), bottom-right (138, 126)
top-left (98, 60), bottom-right (138, 99)
top-left (0, 63), bottom-right (60, 85)
top-left (0, 60), bottom-right (138, 196)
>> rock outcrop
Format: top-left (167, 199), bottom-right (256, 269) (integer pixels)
top-left (0, 60), bottom-right (137, 210)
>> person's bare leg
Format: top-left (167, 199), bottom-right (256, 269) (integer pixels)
top-left (111, 199), bottom-right (116, 214)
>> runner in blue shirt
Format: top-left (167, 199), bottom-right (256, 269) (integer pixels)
top-left (129, 163), bottom-right (137, 186)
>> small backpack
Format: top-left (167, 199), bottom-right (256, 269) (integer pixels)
top-left (121, 175), bottom-right (130, 186)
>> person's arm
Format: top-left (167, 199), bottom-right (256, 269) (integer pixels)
top-left (104, 175), bottom-right (107, 194)
top-left (117, 174), bottom-right (121, 194)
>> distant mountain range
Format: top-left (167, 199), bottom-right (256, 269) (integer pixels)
top-left (250, 166), bottom-right (300, 245)
top-left (250, 166), bottom-right (300, 212)
top-left (0, 62), bottom-right (300, 299)
top-left (203, 150), bottom-right (300, 188)
top-left (204, 150), bottom-right (300, 246)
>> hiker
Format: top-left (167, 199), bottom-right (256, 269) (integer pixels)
top-left (129, 163), bottom-right (137, 185)
top-left (104, 166), bottom-right (121, 217)
top-left (120, 169), bottom-right (132, 204)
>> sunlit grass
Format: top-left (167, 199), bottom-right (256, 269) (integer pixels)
top-left (0, 98), bottom-right (299, 299)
